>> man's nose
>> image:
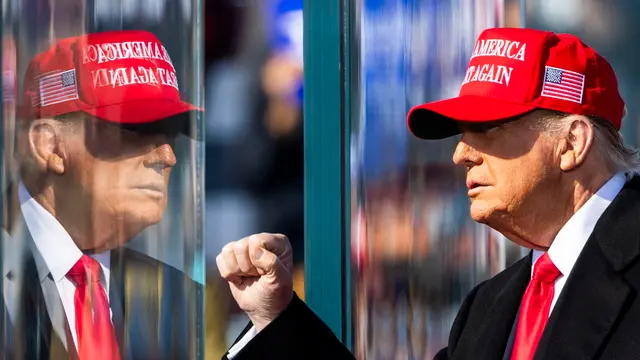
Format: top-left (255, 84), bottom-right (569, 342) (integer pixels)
top-left (452, 138), bottom-right (481, 167)
top-left (144, 142), bottom-right (177, 169)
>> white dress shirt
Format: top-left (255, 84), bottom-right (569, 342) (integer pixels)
top-left (227, 326), bottom-right (258, 359)
top-left (531, 172), bottom-right (626, 314)
top-left (18, 182), bottom-right (112, 350)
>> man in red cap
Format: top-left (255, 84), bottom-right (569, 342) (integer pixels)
top-left (3, 30), bottom-right (202, 359)
top-left (218, 28), bottom-right (640, 360)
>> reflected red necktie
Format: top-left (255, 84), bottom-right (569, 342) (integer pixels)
top-left (510, 252), bottom-right (561, 360)
top-left (67, 255), bottom-right (120, 360)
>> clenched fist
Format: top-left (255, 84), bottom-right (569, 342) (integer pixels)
top-left (216, 233), bottom-right (294, 331)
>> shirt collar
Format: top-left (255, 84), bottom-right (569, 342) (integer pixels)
top-left (18, 182), bottom-right (110, 284)
top-left (532, 172), bottom-right (627, 276)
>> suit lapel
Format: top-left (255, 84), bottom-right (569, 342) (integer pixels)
top-left (4, 184), bottom-right (73, 359)
top-left (21, 251), bottom-right (56, 359)
top-left (40, 277), bottom-right (69, 347)
top-left (460, 254), bottom-right (531, 360)
top-left (534, 239), bottom-right (631, 359)
top-left (534, 176), bottom-right (640, 359)
top-left (21, 245), bottom-right (78, 360)
top-left (4, 187), bottom-right (55, 359)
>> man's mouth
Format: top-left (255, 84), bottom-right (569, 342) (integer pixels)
top-left (466, 180), bottom-right (484, 190)
top-left (466, 180), bottom-right (489, 195)
top-left (135, 184), bottom-right (165, 194)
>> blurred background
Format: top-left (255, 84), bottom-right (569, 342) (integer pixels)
top-left (201, 0), bottom-right (305, 358)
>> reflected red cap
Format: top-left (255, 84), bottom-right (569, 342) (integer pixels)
top-left (21, 30), bottom-right (202, 124)
top-left (407, 27), bottom-right (625, 139)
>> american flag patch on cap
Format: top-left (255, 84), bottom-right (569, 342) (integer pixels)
top-left (34, 69), bottom-right (78, 107)
top-left (540, 66), bottom-right (585, 104)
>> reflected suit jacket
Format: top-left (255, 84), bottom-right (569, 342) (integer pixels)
top-left (225, 175), bottom-right (640, 360)
top-left (2, 184), bottom-right (202, 360)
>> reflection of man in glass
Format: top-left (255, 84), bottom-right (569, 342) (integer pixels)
top-left (4, 30), bottom-right (200, 359)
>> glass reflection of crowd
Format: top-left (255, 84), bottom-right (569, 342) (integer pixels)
top-left (352, 164), bottom-right (508, 359)
top-left (202, 1), bottom-right (304, 358)
top-left (349, 1), bottom-right (640, 359)
top-left (352, 1), bottom-right (516, 359)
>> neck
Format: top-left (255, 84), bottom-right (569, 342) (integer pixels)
top-left (497, 170), bottom-right (616, 250)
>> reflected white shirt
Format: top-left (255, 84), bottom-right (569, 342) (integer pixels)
top-left (531, 172), bottom-right (626, 314)
top-left (19, 182), bottom-right (111, 350)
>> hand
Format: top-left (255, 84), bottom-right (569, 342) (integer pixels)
top-left (216, 233), bottom-right (294, 331)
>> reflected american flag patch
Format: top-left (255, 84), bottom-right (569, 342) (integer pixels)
top-left (540, 66), bottom-right (585, 104)
top-left (34, 69), bottom-right (78, 107)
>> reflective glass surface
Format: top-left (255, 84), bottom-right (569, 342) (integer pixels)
top-left (350, 1), bottom-right (640, 359)
top-left (1, 1), bottom-right (205, 359)
top-left (350, 1), bottom-right (527, 358)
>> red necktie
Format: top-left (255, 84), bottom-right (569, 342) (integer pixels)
top-left (510, 252), bottom-right (561, 360)
top-left (67, 255), bottom-right (120, 360)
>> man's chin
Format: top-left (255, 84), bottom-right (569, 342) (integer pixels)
top-left (127, 211), bottom-right (164, 230)
top-left (116, 206), bottom-right (165, 238)
top-left (468, 201), bottom-right (495, 225)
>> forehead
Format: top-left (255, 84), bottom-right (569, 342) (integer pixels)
top-left (457, 110), bottom-right (547, 133)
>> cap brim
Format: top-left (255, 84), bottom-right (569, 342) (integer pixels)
top-left (83, 98), bottom-right (203, 140)
top-left (407, 95), bottom-right (537, 139)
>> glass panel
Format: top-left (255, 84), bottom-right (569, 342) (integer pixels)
top-left (350, 1), bottom-right (527, 358)
top-left (1, 0), bottom-right (205, 359)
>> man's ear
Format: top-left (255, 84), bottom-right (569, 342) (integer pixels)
top-left (558, 115), bottom-right (594, 172)
top-left (27, 119), bottom-right (67, 175)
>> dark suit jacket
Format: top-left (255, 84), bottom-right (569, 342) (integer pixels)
top-left (4, 245), bottom-right (202, 360)
top-left (226, 175), bottom-right (640, 360)
top-left (222, 294), bottom-right (354, 360)
top-left (1, 187), bottom-right (202, 360)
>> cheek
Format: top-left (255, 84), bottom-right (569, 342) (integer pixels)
top-left (84, 163), bottom-right (142, 206)
top-left (495, 154), bottom-right (553, 205)
top-left (98, 184), bottom-right (168, 226)
top-left (87, 167), bottom-right (128, 196)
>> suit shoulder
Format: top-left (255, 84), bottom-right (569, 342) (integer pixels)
top-left (456, 254), bottom-right (529, 304)
top-left (114, 247), bottom-right (195, 283)
top-left (454, 254), bottom-right (530, 323)
top-left (445, 254), bottom-right (529, 356)
top-left (476, 255), bottom-right (529, 294)
top-left (115, 247), bottom-right (161, 268)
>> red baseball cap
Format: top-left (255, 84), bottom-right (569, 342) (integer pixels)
top-left (407, 27), bottom-right (625, 139)
top-left (20, 30), bottom-right (202, 133)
